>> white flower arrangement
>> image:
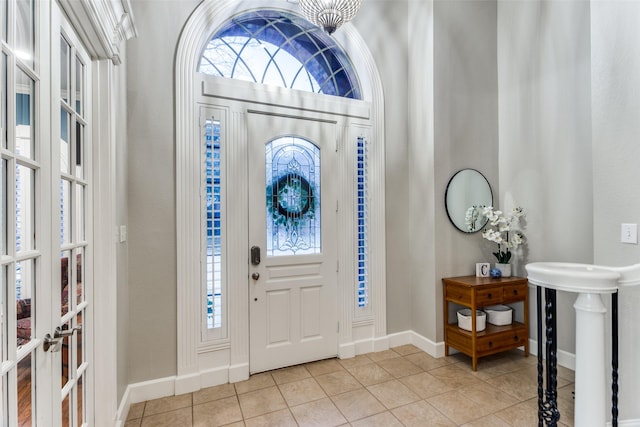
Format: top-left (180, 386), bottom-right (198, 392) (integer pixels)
top-left (480, 206), bottom-right (526, 264)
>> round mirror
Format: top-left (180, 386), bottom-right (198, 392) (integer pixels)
top-left (445, 169), bottom-right (493, 233)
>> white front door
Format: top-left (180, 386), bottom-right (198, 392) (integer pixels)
top-left (0, 2), bottom-right (93, 425)
top-left (248, 112), bottom-right (338, 373)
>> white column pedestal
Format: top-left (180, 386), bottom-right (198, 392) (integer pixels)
top-left (573, 292), bottom-right (607, 427)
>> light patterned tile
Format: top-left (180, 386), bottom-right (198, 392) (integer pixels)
top-left (244, 408), bottom-right (297, 427)
top-left (330, 388), bottom-right (385, 422)
top-left (426, 383), bottom-right (519, 425)
top-left (124, 419), bottom-right (141, 427)
top-left (193, 395), bottom-right (243, 427)
top-left (271, 365), bottom-right (311, 385)
top-left (143, 393), bottom-right (192, 417)
top-left (484, 368), bottom-right (539, 401)
top-left (392, 400), bottom-right (456, 426)
top-left (404, 352), bottom-right (454, 371)
top-left (305, 359), bottom-right (345, 377)
top-left (338, 354), bottom-right (374, 369)
top-left (315, 370), bottom-right (363, 396)
top-left (347, 363), bottom-right (394, 386)
top-left (367, 380), bottom-right (420, 410)
top-left (460, 414), bottom-right (513, 427)
top-left (127, 402), bottom-right (145, 420)
top-left (234, 372), bottom-right (276, 395)
top-left (350, 411), bottom-right (403, 427)
top-left (140, 407), bottom-right (192, 427)
top-left (495, 399), bottom-right (539, 427)
top-left (376, 357), bottom-right (423, 378)
top-left (400, 371), bottom-right (456, 399)
top-left (278, 377), bottom-right (326, 407)
top-left (290, 397), bottom-right (347, 427)
top-left (427, 363), bottom-right (485, 390)
top-left (367, 350), bottom-right (400, 362)
top-left (391, 344), bottom-right (422, 356)
top-left (193, 383), bottom-right (236, 405)
top-left (237, 386), bottom-right (287, 419)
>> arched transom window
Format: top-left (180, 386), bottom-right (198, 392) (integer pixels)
top-left (198, 10), bottom-right (362, 99)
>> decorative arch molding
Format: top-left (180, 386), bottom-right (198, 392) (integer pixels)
top-left (175, 0), bottom-right (386, 391)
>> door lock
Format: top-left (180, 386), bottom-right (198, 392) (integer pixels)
top-left (250, 246), bottom-right (261, 265)
top-left (43, 325), bottom-right (82, 352)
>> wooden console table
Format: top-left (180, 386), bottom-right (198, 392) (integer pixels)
top-left (443, 275), bottom-right (529, 370)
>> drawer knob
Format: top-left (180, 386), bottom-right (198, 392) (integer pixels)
top-left (488, 293), bottom-right (492, 299)
top-left (513, 289), bottom-right (518, 295)
top-left (488, 341), bottom-right (493, 347)
top-left (514, 335), bottom-right (519, 341)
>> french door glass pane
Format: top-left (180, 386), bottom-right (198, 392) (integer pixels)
top-left (1, 159), bottom-right (6, 254)
top-left (61, 251), bottom-right (70, 317)
top-left (1, 266), bottom-right (6, 361)
top-left (18, 352), bottom-right (33, 426)
top-left (62, 392), bottom-right (70, 427)
top-left (60, 108), bottom-right (70, 174)
top-left (76, 248), bottom-right (83, 304)
top-left (76, 309), bottom-right (83, 366)
top-left (61, 321), bottom-right (70, 387)
top-left (15, 165), bottom-right (34, 252)
top-left (1, 0), bottom-right (6, 41)
top-left (15, 0), bottom-right (34, 68)
top-left (61, 37), bottom-right (70, 104)
top-left (75, 122), bottom-right (84, 178)
top-left (74, 56), bottom-right (83, 115)
top-left (74, 185), bottom-right (84, 241)
top-left (60, 179), bottom-right (71, 245)
top-left (15, 68), bottom-right (34, 159)
top-left (2, 53), bottom-right (6, 149)
top-left (265, 137), bottom-right (321, 256)
top-left (16, 259), bottom-right (34, 347)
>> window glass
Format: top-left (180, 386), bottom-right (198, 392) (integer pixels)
top-left (266, 137), bottom-right (321, 256)
top-left (204, 119), bottom-right (222, 330)
top-left (357, 137), bottom-right (368, 308)
top-left (61, 37), bottom-right (70, 104)
top-left (75, 56), bottom-right (84, 115)
top-left (199, 10), bottom-right (361, 99)
top-left (2, 54), bottom-right (6, 149)
top-left (15, 0), bottom-right (34, 67)
top-left (15, 165), bottom-right (34, 252)
top-left (15, 68), bottom-right (34, 159)
top-left (60, 108), bottom-right (70, 174)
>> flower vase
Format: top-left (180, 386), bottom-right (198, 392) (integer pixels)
top-left (495, 263), bottom-right (511, 277)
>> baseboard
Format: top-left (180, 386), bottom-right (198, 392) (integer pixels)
top-left (528, 338), bottom-right (576, 371)
top-left (607, 420), bottom-right (640, 427)
top-left (116, 330), bottom-right (441, 423)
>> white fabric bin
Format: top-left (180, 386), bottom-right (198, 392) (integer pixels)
top-left (484, 304), bottom-right (513, 326)
top-left (457, 309), bottom-right (486, 332)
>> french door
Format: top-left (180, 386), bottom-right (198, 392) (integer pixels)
top-left (1, 2), bottom-right (92, 425)
top-left (248, 112), bottom-right (338, 373)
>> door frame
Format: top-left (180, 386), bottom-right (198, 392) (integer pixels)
top-left (176, 0), bottom-right (386, 395)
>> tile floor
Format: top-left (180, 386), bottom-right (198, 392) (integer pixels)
top-left (124, 346), bottom-right (575, 427)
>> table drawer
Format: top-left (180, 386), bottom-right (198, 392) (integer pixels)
top-left (502, 283), bottom-right (528, 303)
top-left (476, 330), bottom-right (527, 353)
top-left (444, 283), bottom-right (472, 305)
top-left (476, 287), bottom-right (502, 306)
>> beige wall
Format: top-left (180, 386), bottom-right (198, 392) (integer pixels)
top-left (126, 0), bottom-right (201, 383)
top-left (591, 1), bottom-right (640, 420)
top-left (497, 0), bottom-right (593, 356)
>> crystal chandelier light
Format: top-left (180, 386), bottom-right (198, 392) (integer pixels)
top-left (298, 0), bottom-right (363, 35)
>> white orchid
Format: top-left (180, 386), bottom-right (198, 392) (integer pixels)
top-left (480, 206), bottom-right (526, 263)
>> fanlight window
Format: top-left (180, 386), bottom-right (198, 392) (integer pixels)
top-left (198, 10), bottom-right (361, 99)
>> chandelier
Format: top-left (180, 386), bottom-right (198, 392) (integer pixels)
top-left (298, 0), bottom-right (363, 35)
